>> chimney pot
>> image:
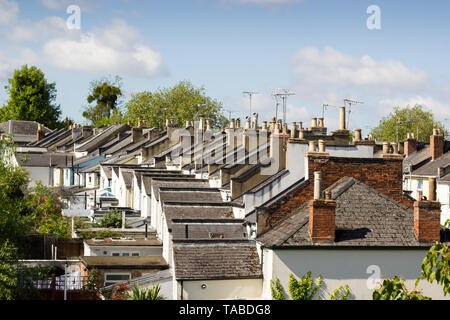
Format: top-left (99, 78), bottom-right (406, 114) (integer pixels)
top-left (230, 118), bottom-right (235, 129)
top-left (299, 128), bottom-right (305, 139)
top-left (314, 171), bottom-right (322, 200)
top-left (318, 139), bottom-right (325, 153)
top-left (311, 118), bottom-right (317, 128)
top-left (308, 140), bottom-right (316, 152)
top-left (428, 177), bottom-right (436, 201)
top-left (318, 118), bottom-right (324, 128)
top-left (290, 122), bottom-right (297, 139)
top-left (236, 118), bottom-right (241, 128)
top-left (382, 142), bottom-right (390, 154)
top-left (354, 129), bottom-right (362, 142)
top-left (339, 107), bottom-right (346, 130)
top-left (261, 121), bottom-right (268, 130)
top-left (391, 142), bottom-right (398, 154)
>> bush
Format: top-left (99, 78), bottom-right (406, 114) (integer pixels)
top-left (94, 209), bottom-right (122, 228)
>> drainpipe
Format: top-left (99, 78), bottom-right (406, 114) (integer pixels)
top-left (180, 280), bottom-right (184, 300)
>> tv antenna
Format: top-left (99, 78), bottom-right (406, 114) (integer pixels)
top-left (224, 109), bottom-right (238, 121)
top-left (344, 98), bottom-right (364, 129)
top-left (322, 104), bottom-right (339, 119)
top-left (243, 91), bottom-right (259, 127)
top-left (274, 89), bottom-right (295, 124)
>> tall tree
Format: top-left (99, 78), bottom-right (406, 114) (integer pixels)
top-left (0, 65), bottom-right (62, 129)
top-left (125, 80), bottom-right (228, 130)
top-left (82, 76), bottom-right (123, 126)
top-left (371, 105), bottom-right (448, 143)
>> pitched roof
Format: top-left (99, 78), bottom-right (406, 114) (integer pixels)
top-left (159, 190), bottom-right (223, 205)
top-left (163, 204), bottom-right (234, 229)
top-left (0, 120), bottom-right (51, 136)
top-left (411, 151), bottom-right (450, 176)
top-left (257, 177), bottom-right (449, 248)
top-left (173, 241), bottom-right (262, 280)
top-left (172, 220), bottom-right (246, 240)
top-left (15, 152), bottom-right (73, 168)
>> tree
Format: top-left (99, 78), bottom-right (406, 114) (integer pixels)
top-left (93, 209), bottom-right (122, 229)
top-left (125, 80), bottom-right (228, 130)
top-left (0, 241), bottom-right (18, 300)
top-left (0, 65), bottom-right (62, 129)
top-left (270, 272), bottom-right (350, 300)
top-left (82, 76), bottom-right (123, 126)
top-left (372, 276), bottom-right (430, 300)
top-left (371, 105), bottom-right (448, 143)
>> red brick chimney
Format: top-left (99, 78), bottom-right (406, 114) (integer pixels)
top-left (430, 129), bottom-right (444, 160)
top-left (404, 133), bottom-right (417, 156)
top-left (36, 124), bottom-right (45, 141)
top-left (309, 175), bottom-right (336, 242)
top-left (413, 201), bottom-right (441, 242)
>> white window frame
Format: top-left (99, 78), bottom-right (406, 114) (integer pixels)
top-left (104, 273), bottom-right (131, 287)
top-left (111, 251), bottom-right (140, 257)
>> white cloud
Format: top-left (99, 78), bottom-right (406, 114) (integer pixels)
top-left (292, 46), bottom-right (428, 93)
top-left (3, 16), bottom-right (68, 42)
top-left (0, 0), bottom-right (18, 26)
top-left (0, 48), bottom-right (39, 81)
top-left (39, 0), bottom-right (97, 11)
top-left (43, 19), bottom-right (164, 77)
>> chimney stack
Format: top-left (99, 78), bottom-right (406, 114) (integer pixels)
top-left (132, 127), bottom-right (143, 143)
top-left (414, 200), bottom-right (441, 242)
top-left (430, 128), bottom-right (444, 160)
top-left (309, 172), bottom-right (336, 242)
top-left (404, 133), bottom-right (417, 156)
top-left (339, 107), bottom-right (346, 130)
top-left (36, 124), bottom-right (45, 141)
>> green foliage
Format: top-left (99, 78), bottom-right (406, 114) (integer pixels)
top-left (93, 209), bottom-right (122, 228)
top-left (130, 283), bottom-right (165, 300)
top-left (270, 273), bottom-right (350, 300)
top-left (417, 242), bottom-right (450, 296)
top-left (372, 276), bottom-right (431, 300)
top-left (82, 76), bottom-right (123, 126)
top-left (270, 278), bottom-right (286, 300)
top-left (0, 240), bottom-right (18, 300)
top-left (0, 138), bottom-right (31, 249)
top-left (329, 285), bottom-right (350, 300)
top-left (0, 65), bottom-right (62, 129)
top-left (25, 182), bottom-right (71, 238)
top-left (288, 272), bottom-right (323, 300)
top-left (371, 105), bottom-right (448, 143)
top-left (125, 80), bottom-right (228, 130)
top-left (81, 268), bottom-right (102, 300)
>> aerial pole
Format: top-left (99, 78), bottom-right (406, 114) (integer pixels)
top-left (243, 91), bottom-right (259, 127)
top-left (274, 89), bottom-right (295, 125)
top-left (344, 98), bottom-right (364, 130)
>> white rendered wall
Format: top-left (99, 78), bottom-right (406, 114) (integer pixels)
top-left (263, 248), bottom-right (450, 300)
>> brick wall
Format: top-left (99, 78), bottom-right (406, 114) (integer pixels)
top-left (265, 154), bottom-right (409, 228)
top-left (414, 201), bottom-right (441, 242)
top-left (430, 134), bottom-right (444, 160)
top-left (309, 199), bottom-right (336, 241)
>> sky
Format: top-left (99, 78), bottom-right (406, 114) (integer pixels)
top-left (0, 0), bottom-right (449, 133)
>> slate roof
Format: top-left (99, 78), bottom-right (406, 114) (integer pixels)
top-left (411, 151), bottom-right (450, 177)
top-left (403, 145), bottom-right (430, 173)
top-left (141, 175), bottom-right (197, 195)
top-left (0, 120), bottom-right (50, 135)
top-left (15, 152), bottom-right (73, 167)
top-left (163, 204), bottom-right (234, 229)
top-left (257, 177), bottom-right (449, 248)
top-left (85, 239), bottom-right (161, 246)
top-left (121, 171), bottom-right (134, 188)
top-left (151, 179), bottom-right (210, 199)
top-left (172, 220), bottom-right (246, 240)
top-left (159, 190), bottom-right (223, 205)
top-left (173, 241), bottom-right (262, 280)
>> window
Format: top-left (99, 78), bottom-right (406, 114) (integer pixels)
top-left (104, 273), bottom-right (131, 287)
top-left (111, 252), bottom-right (139, 257)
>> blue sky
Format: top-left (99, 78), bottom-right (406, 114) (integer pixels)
top-left (0, 0), bottom-right (449, 133)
